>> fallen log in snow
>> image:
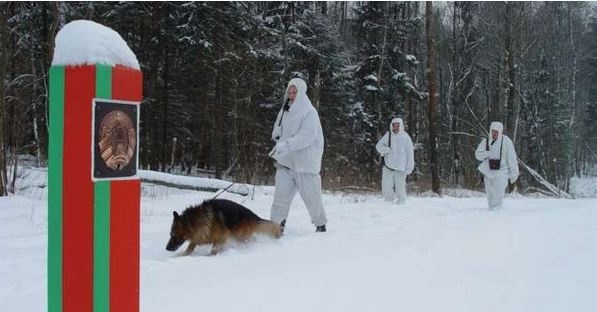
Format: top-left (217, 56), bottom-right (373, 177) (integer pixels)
top-left (518, 159), bottom-right (571, 198)
top-left (138, 170), bottom-right (251, 196)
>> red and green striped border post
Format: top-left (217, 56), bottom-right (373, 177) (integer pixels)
top-left (48, 64), bottom-right (142, 312)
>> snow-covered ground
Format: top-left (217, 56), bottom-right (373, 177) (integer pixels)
top-left (571, 176), bottom-right (597, 198)
top-left (1, 176), bottom-right (596, 312)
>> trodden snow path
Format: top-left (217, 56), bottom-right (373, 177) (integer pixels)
top-left (1, 188), bottom-right (596, 312)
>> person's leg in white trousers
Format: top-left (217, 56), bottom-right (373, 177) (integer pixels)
top-left (484, 175), bottom-right (508, 210)
top-left (295, 171), bottom-right (327, 226)
top-left (382, 168), bottom-right (407, 204)
top-left (270, 167), bottom-right (327, 227)
top-left (270, 167), bottom-right (297, 223)
top-left (393, 171), bottom-right (407, 204)
top-left (381, 167), bottom-right (395, 202)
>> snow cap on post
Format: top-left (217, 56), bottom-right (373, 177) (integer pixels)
top-left (52, 20), bottom-right (140, 70)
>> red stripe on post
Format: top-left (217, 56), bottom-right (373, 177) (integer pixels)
top-left (62, 65), bottom-right (95, 312)
top-left (112, 65), bottom-right (142, 101)
top-left (109, 179), bottom-right (140, 312)
top-left (110, 66), bottom-right (142, 312)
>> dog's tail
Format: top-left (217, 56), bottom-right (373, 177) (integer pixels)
top-left (256, 220), bottom-right (283, 239)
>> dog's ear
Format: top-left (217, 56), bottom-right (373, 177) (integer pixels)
top-left (173, 211), bottom-right (180, 219)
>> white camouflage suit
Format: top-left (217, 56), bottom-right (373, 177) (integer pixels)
top-left (475, 121), bottom-right (520, 210)
top-left (269, 78), bottom-right (327, 228)
top-left (375, 118), bottom-right (415, 204)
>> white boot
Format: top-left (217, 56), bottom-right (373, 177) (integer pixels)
top-left (489, 205), bottom-right (503, 211)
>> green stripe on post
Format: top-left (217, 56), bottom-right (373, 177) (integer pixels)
top-left (96, 64), bottom-right (112, 97)
top-left (48, 66), bottom-right (64, 312)
top-left (93, 182), bottom-right (110, 312)
top-left (93, 64), bottom-right (112, 312)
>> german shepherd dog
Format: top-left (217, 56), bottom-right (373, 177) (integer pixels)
top-left (166, 199), bottom-right (283, 255)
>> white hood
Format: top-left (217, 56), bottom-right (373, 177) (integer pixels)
top-left (489, 121), bottom-right (503, 142)
top-left (390, 117), bottom-right (405, 135)
top-left (284, 78), bottom-right (311, 113)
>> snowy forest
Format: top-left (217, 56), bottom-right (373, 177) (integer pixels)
top-left (1, 1), bottom-right (596, 196)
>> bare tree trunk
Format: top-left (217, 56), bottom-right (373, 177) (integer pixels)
top-left (426, 2), bottom-right (441, 195)
top-left (10, 152), bottom-right (17, 193)
top-left (169, 137), bottom-right (177, 172)
top-left (142, 4), bottom-right (160, 170)
top-left (376, 2), bottom-right (389, 86)
top-left (212, 3), bottom-right (225, 179)
top-left (409, 2), bottom-right (420, 144)
top-left (340, 2), bottom-right (347, 39)
top-left (31, 51), bottom-right (43, 166)
top-left (503, 2), bottom-right (517, 136)
top-left (450, 3), bottom-right (459, 185)
top-left (376, 2), bottom-right (390, 134)
top-left (313, 69), bottom-right (321, 109)
top-left (39, 2), bottom-right (59, 165)
top-left (406, 90), bottom-right (414, 138)
top-left (230, 69), bottom-right (240, 179)
top-left (160, 3), bottom-right (170, 172)
top-left (567, 3), bottom-right (580, 178)
top-left (0, 4), bottom-right (9, 196)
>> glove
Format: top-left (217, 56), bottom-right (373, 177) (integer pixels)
top-left (268, 147), bottom-right (276, 157)
top-left (274, 141), bottom-right (289, 155)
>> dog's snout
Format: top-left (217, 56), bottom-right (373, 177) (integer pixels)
top-left (166, 237), bottom-right (184, 252)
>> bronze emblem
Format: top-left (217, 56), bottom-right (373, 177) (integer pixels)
top-left (97, 110), bottom-right (136, 171)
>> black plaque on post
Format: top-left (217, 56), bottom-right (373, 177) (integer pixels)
top-left (92, 99), bottom-right (140, 181)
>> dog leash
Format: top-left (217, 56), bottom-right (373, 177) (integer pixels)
top-left (211, 182), bottom-right (235, 200)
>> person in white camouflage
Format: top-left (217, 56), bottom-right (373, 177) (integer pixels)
top-left (269, 78), bottom-right (327, 233)
top-left (375, 118), bottom-right (415, 204)
top-left (475, 121), bottom-right (519, 210)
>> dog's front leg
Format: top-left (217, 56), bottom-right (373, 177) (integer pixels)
top-left (183, 242), bottom-right (197, 256)
top-left (209, 242), bottom-right (223, 256)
